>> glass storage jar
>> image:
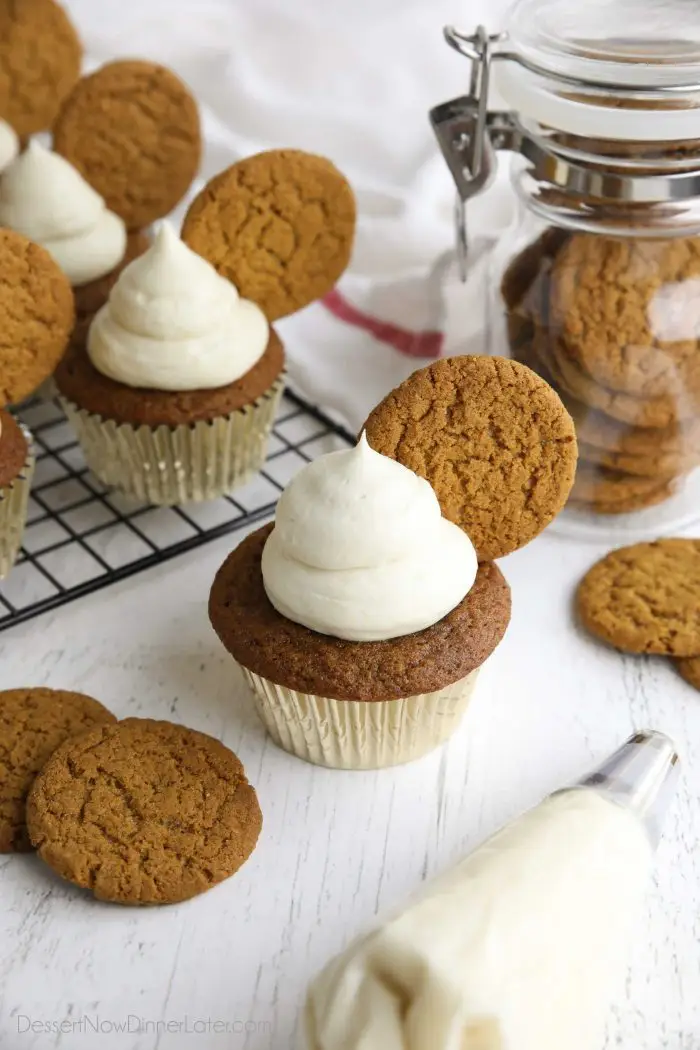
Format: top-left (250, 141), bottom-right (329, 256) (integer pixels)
top-left (430, 0), bottom-right (700, 539)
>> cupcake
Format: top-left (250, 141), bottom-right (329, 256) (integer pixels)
top-left (0, 227), bottom-right (74, 573)
top-left (55, 223), bottom-right (285, 504)
top-left (56, 147), bottom-right (356, 506)
top-left (210, 356), bottom-right (578, 770)
top-left (0, 141), bottom-right (148, 365)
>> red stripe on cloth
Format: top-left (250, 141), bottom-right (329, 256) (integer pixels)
top-left (322, 289), bottom-right (443, 359)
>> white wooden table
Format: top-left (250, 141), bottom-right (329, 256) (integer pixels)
top-left (1, 512), bottom-right (699, 1050)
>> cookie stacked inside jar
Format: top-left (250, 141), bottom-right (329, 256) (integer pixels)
top-left (502, 224), bottom-right (700, 516)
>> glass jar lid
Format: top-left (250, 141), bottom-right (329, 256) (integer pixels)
top-left (495, 0), bottom-right (700, 140)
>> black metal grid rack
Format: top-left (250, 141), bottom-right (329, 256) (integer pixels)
top-left (0, 390), bottom-right (353, 631)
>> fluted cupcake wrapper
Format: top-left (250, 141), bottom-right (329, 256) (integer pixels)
top-left (239, 665), bottom-right (482, 770)
top-left (59, 375), bottom-right (285, 506)
top-left (0, 430), bottom-right (35, 579)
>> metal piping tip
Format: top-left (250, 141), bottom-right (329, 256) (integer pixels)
top-left (572, 730), bottom-right (680, 849)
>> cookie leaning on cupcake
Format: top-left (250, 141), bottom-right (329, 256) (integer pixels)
top-left (210, 356), bottom-right (578, 770)
top-left (55, 149), bottom-right (356, 505)
top-left (0, 228), bottom-right (75, 575)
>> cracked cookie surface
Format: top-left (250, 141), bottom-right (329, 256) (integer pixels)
top-left (363, 356), bottom-right (577, 561)
top-left (26, 718), bottom-right (262, 904)
top-left (182, 149), bottom-right (356, 321)
top-left (0, 687), bottom-right (115, 853)
top-left (53, 60), bottom-right (201, 229)
top-left (0, 0), bottom-right (82, 136)
top-left (577, 539), bottom-right (700, 654)
top-left (0, 228), bottom-right (75, 405)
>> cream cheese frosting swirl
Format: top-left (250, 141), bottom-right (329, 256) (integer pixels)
top-left (87, 223), bottom-right (270, 391)
top-left (261, 433), bottom-right (478, 642)
top-left (0, 120), bottom-right (19, 174)
top-left (0, 140), bottom-right (126, 285)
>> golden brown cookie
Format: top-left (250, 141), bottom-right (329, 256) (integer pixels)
top-left (0, 228), bottom-right (75, 405)
top-left (568, 482), bottom-right (674, 516)
top-left (577, 539), bottom-right (700, 654)
top-left (577, 441), bottom-right (696, 480)
top-left (26, 718), bottom-right (262, 904)
top-left (676, 656), bottom-right (700, 691)
top-left (571, 463), bottom-right (671, 504)
top-left (550, 234), bottom-right (700, 402)
top-left (182, 149), bottom-right (356, 321)
top-left (573, 404), bottom-right (700, 459)
top-left (363, 356), bottom-right (577, 561)
top-left (53, 60), bottom-right (201, 230)
top-left (0, 687), bottom-right (115, 853)
top-left (0, 0), bottom-right (82, 137)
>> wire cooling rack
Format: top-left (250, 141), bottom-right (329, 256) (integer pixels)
top-left (0, 390), bottom-right (353, 631)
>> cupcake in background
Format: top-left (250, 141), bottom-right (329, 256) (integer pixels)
top-left (210, 357), bottom-right (577, 770)
top-left (56, 147), bottom-right (356, 506)
top-left (0, 228), bottom-right (75, 574)
top-left (55, 223), bottom-right (285, 505)
top-left (0, 120), bottom-right (19, 174)
top-left (0, 141), bottom-right (149, 373)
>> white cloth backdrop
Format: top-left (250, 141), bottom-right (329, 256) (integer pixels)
top-left (62, 0), bottom-right (515, 430)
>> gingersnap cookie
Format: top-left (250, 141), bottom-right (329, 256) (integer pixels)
top-left (26, 718), bottom-right (262, 904)
top-left (0, 687), bottom-right (115, 853)
top-left (182, 149), bottom-right (356, 322)
top-left (577, 538), bottom-right (700, 655)
top-left (363, 356), bottom-right (577, 561)
top-left (569, 483), bottom-right (674, 515)
top-left (571, 463), bottom-right (671, 504)
top-left (574, 404), bottom-right (700, 459)
top-left (53, 60), bottom-right (201, 230)
top-left (0, 0), bottom-right (82, 137)
top-left (550, 234), bottom-right (700, 404)
top-left (577, 440), bottom-right (697, 480)
top-left (535, 327), bottom-right (689, 429)
top-left (676, 656), bottom-right (700, 692)
top-left (0, 228), bottom-right (75, 405)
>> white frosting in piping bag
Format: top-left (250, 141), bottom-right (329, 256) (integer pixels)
top-left (88, 223), bottom-right (270, 391)
top-left (261, 432), bottom-right (478, 642)
top-left (0, 141), bottom-right (126, 285)
top-left (305, 789), bottom-right (654, 1050)
top-left (0, 120), bottom-right (19, 174)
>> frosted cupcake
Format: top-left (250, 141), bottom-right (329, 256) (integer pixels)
top-left (210, 356), bottom-right (577, 770)
top-left (55, 224), bottom-right (285, 504)
top-left (0, 141), bottom-right (149, 360)
top-left (0, 411), bottom-right (34, 578)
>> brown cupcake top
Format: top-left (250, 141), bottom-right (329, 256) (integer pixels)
top-left (55, 328), bottom-right (285, 427)
top-left (209, 523), bottom-right (512, 702)
top-left (0, 412), bottom-right (28, 489)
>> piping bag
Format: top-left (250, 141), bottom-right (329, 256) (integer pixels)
top-left (304, 731), bottom-right (679, 1050)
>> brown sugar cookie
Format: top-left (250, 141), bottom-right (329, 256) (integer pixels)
top-left (0, 687), bottom-right (115, 853)
top-left (0, 228), bottom-right (75, 405)
top-left (363, 356), bottom-right (577, 561)
top-left (577, 441), bottom-right (697, 480)
top-left (571, 463), bottom-right (671, 504)
top-left (573, 404), bottom-right (700, 459)
top-left (550, 234), bottom-right (700, 403)
top-left (577, 538), bottom-right (700, 655)
top-left (569, 483), bottom-right (674, 515)
top-left (26, 718), bottom-right (262, 904)
top-left (0, 0), bottom-right (82, 137)
top-left (676, 656), bottom-right (700, 691)
top-left (53, 60), bottom-right (201, 230)
top-left (71, 229), bottom-right (151, 351)
top-left (182, 149), bottom-right (356, 322)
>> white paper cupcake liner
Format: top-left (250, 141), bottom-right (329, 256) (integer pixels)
top-left (0, 429), bottom-right (35, 579)
top-left (59, 375), bottom-right (285, 506)
top-left (238, 665), bottom-right (482, 770)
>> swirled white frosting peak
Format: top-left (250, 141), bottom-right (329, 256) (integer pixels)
top-left (0, 120), bottom-right (19, 174)
top-left (0, 140), bottom-right (126, 285)
top-left (261, 432), bottom-right (478, 642)
top-left (88, 223), bottom-right (270, 391)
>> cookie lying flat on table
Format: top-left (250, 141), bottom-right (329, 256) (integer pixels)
top-left (0, 0), bottom-right (82, 137)
top-left (577, 539), bottom-right (700, 655)
top-left (0, 228), bottom-right (75, 404)
top-left (363, 356), bottom-right (578, 562)
top-left (182, 149), bottom-right (356, 322)
top-left (677, 656), bottom-right (700, 692)
top-left (27, 718), bottom-right (262, 905)
top-left (53, 60), bottom-right (201, 230)
top-left (0, 688), bottom-right (116, 853)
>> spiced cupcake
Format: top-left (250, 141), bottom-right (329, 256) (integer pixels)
top-left (0, 412), bottom-right (34, 578)
top-left (210, 356), bottom-right (577, 770)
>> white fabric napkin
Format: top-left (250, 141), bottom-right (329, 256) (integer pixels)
top-left (64, 0), bottom-right (514, 430)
